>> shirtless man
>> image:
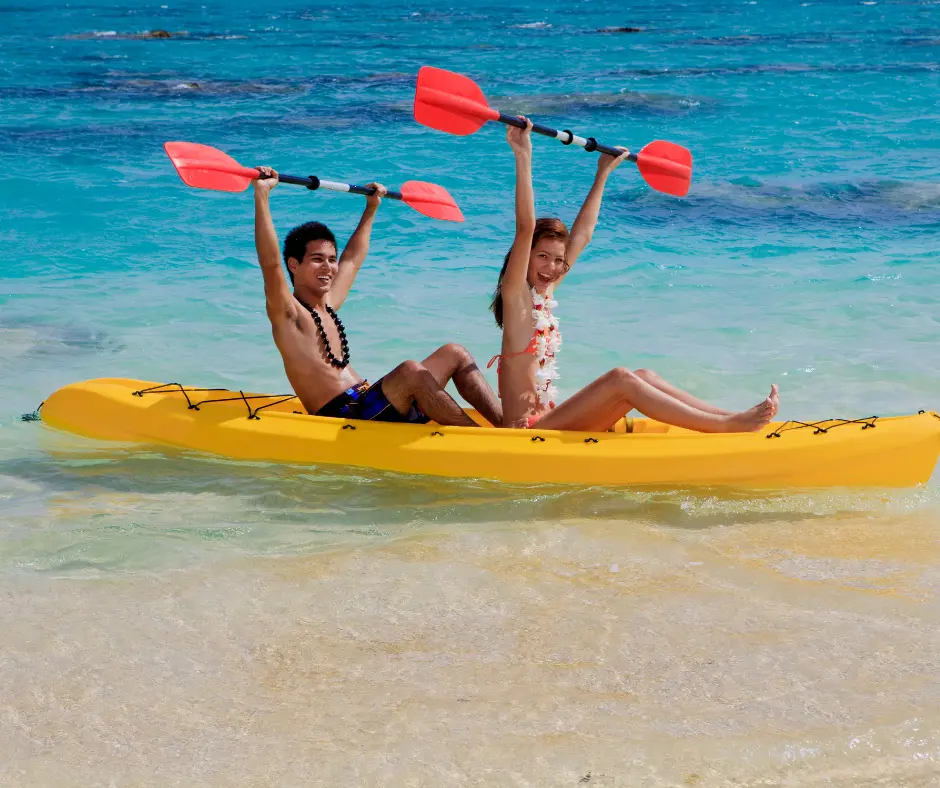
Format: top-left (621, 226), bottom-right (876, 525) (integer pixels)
top-left (253, 166), bottom-right (501, 427)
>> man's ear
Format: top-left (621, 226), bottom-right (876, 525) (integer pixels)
top-left (287, 257), bottom-right (300, 275)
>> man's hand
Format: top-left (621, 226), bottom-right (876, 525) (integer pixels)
top-left (365, 182), bottom-right (387, 211)
top-left (506, 116), bottom-right (533, 158)
top-left (253, 166), bottom-right (279, 196)
top-left (596, 146), bottom-right (629, 178)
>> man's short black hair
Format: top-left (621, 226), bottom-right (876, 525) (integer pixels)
top-left (282, 222), bottom-right (337, 284)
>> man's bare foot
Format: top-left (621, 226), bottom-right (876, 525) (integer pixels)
top-left (722, 384), bottom-right (778, 432)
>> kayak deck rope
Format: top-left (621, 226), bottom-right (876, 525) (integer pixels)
top-left (124, 384), bottom-right (909, 435)
top-left (766, 416), bottom-right (878, 438)
top-left (131, 382), bottom-right (299, 420)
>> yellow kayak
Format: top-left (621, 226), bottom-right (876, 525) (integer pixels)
top-left (40, 378), bottom-right (940, 488)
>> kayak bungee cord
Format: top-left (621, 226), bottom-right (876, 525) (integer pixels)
top-left (115, 381), bottom-right (889, 437)
top-left (131, 383), bottom-right (300, 420)
top-left (765, 417), bottom-right (878, 438)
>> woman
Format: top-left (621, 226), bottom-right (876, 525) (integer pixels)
top-left (489, 118), bottom-right (778, 432)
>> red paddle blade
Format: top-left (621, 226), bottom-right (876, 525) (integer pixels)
top-left (164, 141), bottom-right (259, 193)
top-left (414, 66), bottom-right (499, 136)
top-left (400, 181), bottom-right (464, 222)
top-left (636, 140), bottom-right (693, 197)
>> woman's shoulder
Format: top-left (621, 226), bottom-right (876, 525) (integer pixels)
top-left (500, 279), bottom-right (531, 299)
top-left (502, 293), bottom-right (534, 329)
top-left (500, 285), bottom-right (532, 314)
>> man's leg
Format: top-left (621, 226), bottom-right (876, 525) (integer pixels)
top-left (634, 368), bottom-right (733, 416)
top-left (536, 368), bottom-right (778, 433)
top-left (421, 343), bottom-right (502, 427)
top-left (380, 360), bottom-right (477, 427)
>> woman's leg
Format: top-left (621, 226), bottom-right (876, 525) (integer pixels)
top-left (535, 368), bottom-right (777, 433)
top-left (633, 368), bottom-right (732, 416)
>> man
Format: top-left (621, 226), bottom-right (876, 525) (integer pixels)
top-left (253, 166), bottom-right (501, 427)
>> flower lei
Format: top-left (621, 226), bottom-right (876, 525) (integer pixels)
top-left (531, 287), bottom-right (561, 409)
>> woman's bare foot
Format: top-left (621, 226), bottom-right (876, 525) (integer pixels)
top-left (722, 385), bottom-right (779, 432)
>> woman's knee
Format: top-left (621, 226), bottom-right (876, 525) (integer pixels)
top-left (634, 368), bottom-right (657, 383)
top-left (608, 365), bottom-right (634, 380)
top-left (606, 366), bottom-right (641, 390)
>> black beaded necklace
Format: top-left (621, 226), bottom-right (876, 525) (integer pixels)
top-left (296, 297), bottom-right (350, 369)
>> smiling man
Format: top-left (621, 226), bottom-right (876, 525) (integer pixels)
top-left (252, 166), bottom-right (501, 427)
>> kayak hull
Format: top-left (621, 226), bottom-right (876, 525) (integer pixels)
top-left (40, 378), bottom-right (940, 489)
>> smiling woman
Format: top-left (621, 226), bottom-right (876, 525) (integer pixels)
top-left (490, 216), bottom-right (570, 328)
top-left (489, 116), bottom-right (778, 432)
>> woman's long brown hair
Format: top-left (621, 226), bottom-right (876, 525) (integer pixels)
top-left (490, 217), bottom-right (570, 328)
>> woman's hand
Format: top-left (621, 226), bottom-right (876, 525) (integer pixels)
top-left (596, 146), bottom-right (630, 178)
top-left (506, 116), bottom-right (534, 158)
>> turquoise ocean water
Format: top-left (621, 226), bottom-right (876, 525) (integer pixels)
top-left (2, 0), bottom-right (940, 784)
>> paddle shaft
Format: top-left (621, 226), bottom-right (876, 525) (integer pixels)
top-left (276, 173), bottom-right (403, 201)
top-left (206, 160), bottom-right (404, 201)
top-left (498, 112), bottom-right (639, 162)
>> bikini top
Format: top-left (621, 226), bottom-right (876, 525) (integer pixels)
top-left (487, 288), bottom-right (562, 409)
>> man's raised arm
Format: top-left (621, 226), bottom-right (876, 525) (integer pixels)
top-left (328, 182), bottom-right (386, 310)
top-left (253, 166), bottom-right (297, 322)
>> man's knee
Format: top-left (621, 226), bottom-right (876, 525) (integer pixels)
top-left (437, 342), bottom-right (473, 366)
top-left (390, 359), bottom-right (425, 383)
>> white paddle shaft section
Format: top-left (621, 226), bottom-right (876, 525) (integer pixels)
top-left (317, 179), bottom-right (351, 193)
top-left (318, 179), bottom-right (403, 201)
top-left (555, 130), bottom-right (589, 147)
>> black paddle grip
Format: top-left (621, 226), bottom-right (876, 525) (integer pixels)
top-left (498, 112), bottom-right (558, 140)
top-left (595, 143), bottom-right (638, 161)
top-left (346, 184), bottom-right (404, 201)
top-left (277, 173), bottom-right (317, 188)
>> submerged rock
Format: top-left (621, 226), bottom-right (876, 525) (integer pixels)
top-left (489, 89), bottom-right (710, 116)
top-left (597, 26), bottom-right (643, 33)
top-left (63, 29), bottom-right (189, 41)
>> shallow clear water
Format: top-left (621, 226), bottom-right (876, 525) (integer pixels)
top-left (1, 0), bottom-right (939, 784)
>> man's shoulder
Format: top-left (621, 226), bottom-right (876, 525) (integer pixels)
top-left (267, 296), bottom-right (304, 328)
